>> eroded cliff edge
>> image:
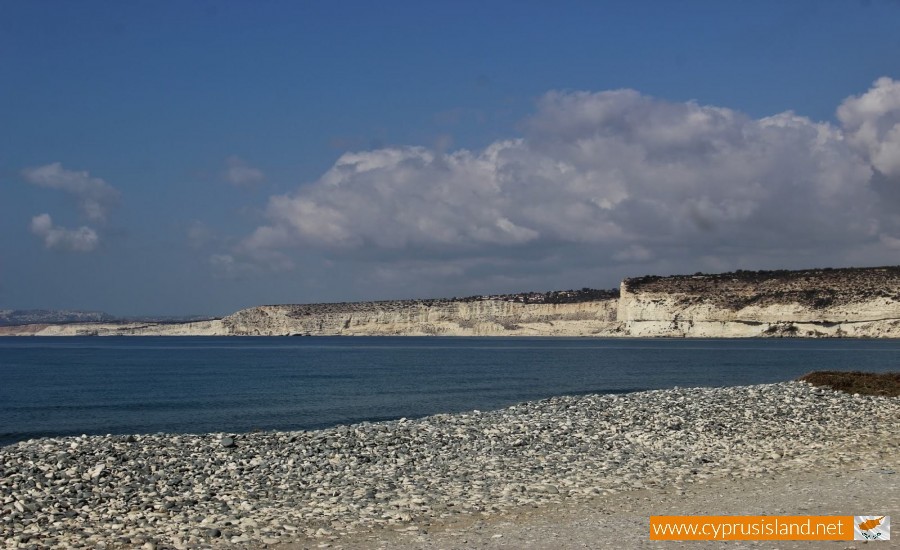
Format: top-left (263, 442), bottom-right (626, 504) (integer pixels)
top-left (4, 266), bottom-right (900, 337)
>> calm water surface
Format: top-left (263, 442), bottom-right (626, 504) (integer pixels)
top-left (1, 337), bottom-right (897, 445)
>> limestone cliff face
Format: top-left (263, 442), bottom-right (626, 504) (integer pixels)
top-left (618, 266), bottom-right (900, 338)
top-left (221, 299), bottom-right (621, 336)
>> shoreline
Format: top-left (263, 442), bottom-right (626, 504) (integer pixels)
top-left (2, 381), bottom-right (898, 548)
top-left (4, 330), bottom-right (900, 339)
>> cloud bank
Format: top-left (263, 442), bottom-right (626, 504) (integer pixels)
top-left (225, 78), bottom-right (900, 290)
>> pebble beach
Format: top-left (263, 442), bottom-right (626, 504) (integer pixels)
top-left (2, 381), bottom-right (898, 549)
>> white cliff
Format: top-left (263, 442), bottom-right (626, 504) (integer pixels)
top-left (220, 299), bottom-right (620, 337)
top-left (618, 267), bottom-right (900, 338)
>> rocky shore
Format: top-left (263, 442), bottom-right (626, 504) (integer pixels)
top-left (2, 382), bottom-right (898, 549)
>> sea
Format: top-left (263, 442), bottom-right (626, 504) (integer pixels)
top-left (1, 336), bottom-right (897, 446)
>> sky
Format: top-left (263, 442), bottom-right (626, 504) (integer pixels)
top-left (2, 1), bottom-right (900, 317)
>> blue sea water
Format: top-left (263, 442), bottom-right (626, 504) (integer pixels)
top-left (0, 337), bottom-right (897, 446)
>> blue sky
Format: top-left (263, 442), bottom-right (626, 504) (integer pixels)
top-left (2, 1), bottom-right (900, 316)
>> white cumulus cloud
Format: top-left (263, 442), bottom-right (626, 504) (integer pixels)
top-left (837, 76), bottom-right (900, 179)
top-left (22, 162), bottom-right (119, 222)
top-left (30, 214), bottom-right (99, 252)
top-left (220, 78), bottom-right (900, 290)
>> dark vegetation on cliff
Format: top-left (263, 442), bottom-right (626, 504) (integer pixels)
top-left (800, 371), bottom-right (900, 397)
top-left (623, 266), bottom-right (900, 311)
top-left (451, 288), bottom-right (620, 304)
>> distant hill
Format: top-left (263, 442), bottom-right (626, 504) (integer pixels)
top-left (0, 310), bottom-right (217, 327)
top-left (0, 309), bottom-right (116, 327)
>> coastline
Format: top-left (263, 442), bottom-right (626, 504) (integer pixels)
top-left (2, 381), bottom-right (898, 548)
top-left (5, 265), bottom-right (900, 338)
top-left (3, 317), bottom-right (900, 338)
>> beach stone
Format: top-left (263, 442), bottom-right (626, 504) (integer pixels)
top-left (220, 437), bottom-right (236, 448)
top-left (89, 464), bottom-right (105, 479)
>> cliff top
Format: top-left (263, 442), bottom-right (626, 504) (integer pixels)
top-left (623, 265), bottom-right (900, 310)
